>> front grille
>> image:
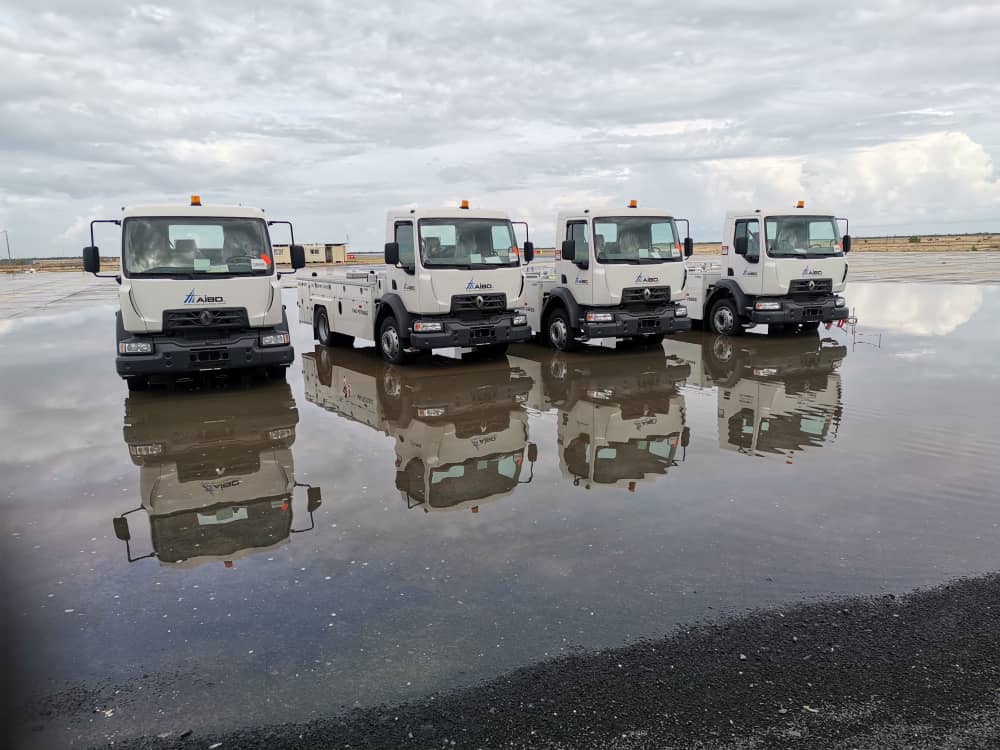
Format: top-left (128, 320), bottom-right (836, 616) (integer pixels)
top-left (470, 327), bottom-right (495, 343)
top-left (163, 308), bottom-right (249, 336)
top-left (789, 279), bottom-right (832, 294)
top-left (621, 286), bottom-right (670, 305)
top-left (450, 293), bottom-right (507, 315)
top-left (192, 348), bottom-right (229, 364)
top-left (454, 412), bottom-right (510, 439)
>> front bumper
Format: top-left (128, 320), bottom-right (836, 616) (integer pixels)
top-left (116, 329), bottom-right (294, 377)
top-left (408, 315), bottom-right (532, 349)
top-left (748, 296), bottom-right (849, 325)
top-left (579, 306), bottom-right (691, 339)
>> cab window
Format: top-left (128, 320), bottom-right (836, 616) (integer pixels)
top-left (394, 222), bottom-right (414, 267)
top-left (734, 219), bottom-right (760, 263)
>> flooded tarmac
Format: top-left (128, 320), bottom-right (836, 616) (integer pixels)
top-left (3, 281), bottom-right (1000, 748)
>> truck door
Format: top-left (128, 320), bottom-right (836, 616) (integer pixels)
top-left (564, 219), bottom-right (594, 305)
top-left (730, 218), bottom-right (764, 296)
top-left (393, 221), bottom-right (421, 311)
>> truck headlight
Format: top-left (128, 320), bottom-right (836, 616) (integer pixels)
top-left (119, 341), bottom-right (153, 354)
top-left (585, 312), bottom-right (614, 323)
top-left (417, 407), bottom-right (447, 418)
top-left (512, 314), bottom-right (527, 326)
top-left (260, 333), bottom-right (290, 347)
top-left (835, 296), bottom-right (846, 308)
top-left (413, 320), bottom-right (443, 333)
top-left (754, 301), bottom-right (782, 311)
top-left (267, 428), bottom-right (295, 441)
top-left (674, 305), bottom-right (688, 318)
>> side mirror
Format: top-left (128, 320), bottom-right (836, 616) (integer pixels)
top-left (307, 486), bottom-right (323, 512)
top-left (113, 516), bottom-right (131, 541)
top-left (681, 426), bottom-right (690, 448)
top-left (560, 239), bottom-right (576, 263)
top-left (842, 235), bottom-right (852, 254)
top-left (290, 244), bottom-right (306, 269)
top-left (733, 236), bottom-right (748, 256)
top-left (684, 237), bottom-right (694, 258)
top-left (523, 241), bottom-right (534, 264)
top-left (527, 442), bottom-right (538, 463)
top-left (384, 241), bottom-right (400, 266)
top-left (83, 246), bottom-right (101, 274)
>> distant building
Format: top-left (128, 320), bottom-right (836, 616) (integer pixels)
top-left (273, 243), bottom-right (350, 264)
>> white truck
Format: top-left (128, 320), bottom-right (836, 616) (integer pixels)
top-left (110, 381), bottom-right (323, 568)
top-left (522, 202), bottom-right (693, 350)
top-left (83, 196), bottom-right (306, 390)
top-left (507, 346), bottom-right (690, 491)
top-left (297, 203), bottom-right (534, 363)
top-left (686, 204), bottom-right (851, 335)
top-left (302, 348), bottom-right (538, 513)
top-left (666, 333), bottom-right (846, 459)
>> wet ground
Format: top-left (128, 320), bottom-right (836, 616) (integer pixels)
top-left (2, 272), bottom-right (1000, 748)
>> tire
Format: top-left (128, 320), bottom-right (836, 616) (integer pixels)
top-left (476, 343), bottom-right (509, 359)
top-left (709, 298), bottom-right (742, 336)
top-left (546, 309), bottom-right (581, 351)
top-left (378, 315), bottom-right (411, 365)
top-left (315, 308), bottom-right (353, 347)
top-left (125, 376), bottom-right (149, 392)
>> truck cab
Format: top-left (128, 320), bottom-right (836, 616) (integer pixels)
top-left (507, 346), bottom-right (690, 491)
top-left (666, 333), bottom-right (846, 459)
top-left (687, 205), bottom-right (851, 335)
top-left (302, 348), bottom-right (538, 512)
top-left (110, 382), bottom-right (323, 568)
top-left (83, 196), bottom-right (306, 390)
top-left (298, 203), bottom-right (533, 364)
top-left (523, 202), bottom-right (693, 351)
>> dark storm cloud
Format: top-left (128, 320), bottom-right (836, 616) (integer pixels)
top-left (0, 0), bottom-right (998, 253)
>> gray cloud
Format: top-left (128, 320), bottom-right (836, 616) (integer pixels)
top-left (1, 0), bottom-right (999, 254)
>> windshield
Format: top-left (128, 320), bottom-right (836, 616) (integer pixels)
top-left (592, 217), bottom-right (682, 264)
top-left (764, 216), bottom-right (842, 258)
top-left (427, 452), bottom-right (522, 506)
top-left (418, 219), bottom-right (519, 269)
top-left (123, 217), bottom-right (274, 276)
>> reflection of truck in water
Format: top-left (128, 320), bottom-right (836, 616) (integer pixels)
top-left (112, 381), bottom-right (322, 567)
top-left (303, 349), bottom-right (537, 512)
top-left (666, 333), bottom-right (846, 458)
top-left (508, 346), bottom-right (690, 491)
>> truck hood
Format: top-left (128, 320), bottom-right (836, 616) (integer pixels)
top-left (770, 256), bottom-right (848, 293)
top-left (428, 267), bottom-right (524, 310)
top-left (599, 262), bottom-right (687, 303)
top-left (122, 276), bottom-right (279, 332)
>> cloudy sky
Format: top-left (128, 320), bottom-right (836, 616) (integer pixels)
top-left (2, 0), bottom-right (999, 256)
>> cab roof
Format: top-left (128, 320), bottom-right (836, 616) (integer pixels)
top-left (557, 207), bottom-right (678, 220)
top-left (726, 208), bottom-right (837, 220)
top-left (122, 204), bottom-right (267, 220)
top-left (387, 207), bottom-right (512, 221)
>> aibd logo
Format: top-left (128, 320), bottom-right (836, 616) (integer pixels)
top-left (634, 273), bottom-right (659, 283)
top-left (801, 267), bottom-right (823, 277)
top-left (466, 280), bottom-right (493, 290)
top-left (184, 289), bottom-right (225, 304)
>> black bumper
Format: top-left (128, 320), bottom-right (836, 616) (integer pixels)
top-left (116, 330), bottom-right (294, 377)
top-left (408, 316), bottom-right (533, 349)
top-left (748, 297), bottom-right (849, 325)
top-left (579, 306), bottom-right (691, 339)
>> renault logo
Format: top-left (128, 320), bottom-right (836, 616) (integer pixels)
top-left (643, 288), bottom-right (652, 301)
top-left (475, 295), bottom-right (485, 309)
top-left (199, 310), bottom-right (215, 325)
top-left (807, 280), bottom-right (816, 291)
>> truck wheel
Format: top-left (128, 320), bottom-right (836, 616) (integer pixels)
top-left (709, 298), bottom-right (742, 336)
top-left (378, 315), bottom-right (411, 365)
top-left (547, 309), bottom-right (581, 351)
top-left (476, 343), bottom-right (509, 359)
top-left (125, 376), bottom-right (149, 392)
top-left (315, 309), bottom-right (353, 347)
